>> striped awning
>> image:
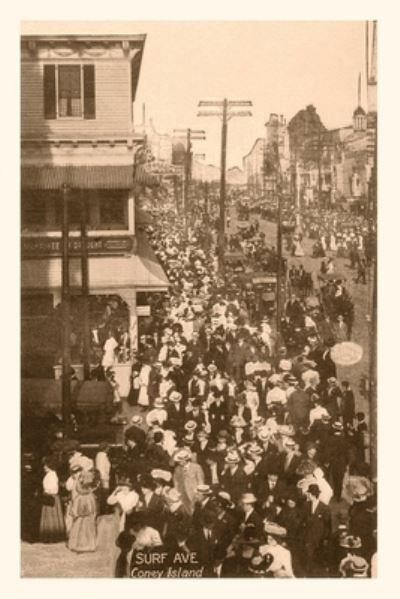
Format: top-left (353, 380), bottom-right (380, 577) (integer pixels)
top-left (22, 164), bottom-right (161, 190)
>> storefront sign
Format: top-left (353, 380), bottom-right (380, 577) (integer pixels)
top-left (136, 305), bottom-right (151, 316)
top-left (22, 235), bottom-right (135, 258)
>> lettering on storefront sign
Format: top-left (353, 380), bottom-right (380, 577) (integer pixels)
top-left (21, 236), bottom-right (134, 258)
top-left (136, 305), bottom-right (151, 316)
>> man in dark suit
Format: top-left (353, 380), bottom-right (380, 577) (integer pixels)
top-left (341, 381), bottom-right (355, 428)
top-left (145, 431), bottom-right (172, 471)
top-left (255, 370), bottom-right (269, 418)
top-left (321, 421), bottom-right (349, 499)
top-left (287, 384), bottom-right (312, 429)
top-left (300, 483), bottom-right (331, 577)
top-left (324, 377), bottom-right (343, 421)
top-left (187, 506), bottom-right (222, 577)
top-left (139, 473), bottom-right (166, 534)
top-left (220, 450), bottom-right (250, 503)
top-left (277, 438), bottom-right (302, 490)
top-left (237, 493), bottom-right (263, 537)
top-left (165, 391), bottom-right (186, 434)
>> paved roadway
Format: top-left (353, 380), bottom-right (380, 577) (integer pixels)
top-left (229, 208), bottom-right (372, 418)
top-left (21, 206), bottom-right (373, 577)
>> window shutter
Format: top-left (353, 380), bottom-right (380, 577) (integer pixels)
top-left (43, 65), bottom-right (56, 119)
top-left (83, 65), bottom-right (96, 119)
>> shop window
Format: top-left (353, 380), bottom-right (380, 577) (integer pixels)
top-left (21, 192), bottom-right (46, 226)
top-left (21, 294), bottom-right (53, 318)
top-left (55, 195), bottom-right (83, 228)
top-left (98, 192), bottom-right (126, 227)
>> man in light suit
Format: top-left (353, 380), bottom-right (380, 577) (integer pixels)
top-left (173, 448), bottom-right (205, 515)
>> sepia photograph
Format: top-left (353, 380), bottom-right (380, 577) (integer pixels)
top-left (19, 18), bottom-right (377, 579)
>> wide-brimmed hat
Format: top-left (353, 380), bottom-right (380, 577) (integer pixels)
top-left (257, 426), bottom-right (273, 442)
top-left (349, 556), bottom-right (369, 576)
top-left (225, 450), bottom-right (241, 464)
top-left (169, 390), bottom-right (183, 403)
top-left (184, 420), bottom-right (198, 432)
top-left (340, 535), bottom-right (362, 549)
top-left (332, 421), bottom-right (344, 431)
top-left (117, 476), bottom-right (133, 488)
top-left (215, 491), bottom-right (235, 510)
top-left (264, 520), bottom-right (287, 537)
top-left (241, 492), bottom-right (257, 504)
top-left (247, 442), bottom-right (263, 456)
top-left (173, 448), bottom-right (192, 463)
top-left (279, 424), bottom-right (296, 437)
top-left (231, 415), bottom-right (247, 428)
top-left (150, 469), bottom-right (172, 483)
top-left (153, 397), bottom-right (165, 409)
top-left (283, 437), bottom-right (296, 449)
top-left (130, 415), bottom-right (143, 426)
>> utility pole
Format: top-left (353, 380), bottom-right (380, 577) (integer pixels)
top-left (61, 184), bottom-right (71, 433)
top-left (80, 191), bottom-right (91, 380)
top-left (274, 143), bottom-right (283, 344)
top-left (173, 128), bottom-right (206, 238)
top-left (198, 99), bottom-right (252, 276)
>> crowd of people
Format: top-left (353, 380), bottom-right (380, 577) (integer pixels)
top-left (21, 198), bottom-right (376, 579)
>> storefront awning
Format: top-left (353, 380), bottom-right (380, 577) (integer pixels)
top-left (22, 164), bottom-right (160, 190)
top-left (21, 232), bottom-right (169, 292)
top-left (21, 165), bottom-right (134, 190)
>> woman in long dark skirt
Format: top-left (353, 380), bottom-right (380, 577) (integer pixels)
top-left (39, 456), bottom-right (65, 543)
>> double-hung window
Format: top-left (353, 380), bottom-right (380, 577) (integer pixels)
top-left (44, 64), bottom-right (96, 120)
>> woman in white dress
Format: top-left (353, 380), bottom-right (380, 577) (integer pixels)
top-left (102, 330), bottom-right (119, 369)
top-left (293, 236), bottom-right (305, 257)
top-left (138, 362), bottom-right (151, 408)
top-left (330, 232), bottom-right (337, 253)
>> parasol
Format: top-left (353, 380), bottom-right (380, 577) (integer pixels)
top-left (330, 342), bottom-right (363, 366)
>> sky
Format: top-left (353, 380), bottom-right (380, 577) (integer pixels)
top-left (22, 21), bottom-right (366, 168)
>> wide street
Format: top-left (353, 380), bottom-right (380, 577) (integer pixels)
top-left (229, 208), bottom-right (372, 417)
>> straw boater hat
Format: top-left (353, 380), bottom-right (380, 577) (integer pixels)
top-left (215, 491), bottom-right (235, 510)
top-left (247, 442), bottom-right (263, 456)
top-left (225, 449), bottom-right (241, 464)
top-left (332, 421), bottom-right (344, 432)
top-left (340, 535), bottom-right (362, 549)
top-left (173, 448), bottom-right (192, 463)
top-left (184, 420), bottom-right (198, 433)
top-left (278, 424), bottom-right (295, 437)
top-left (196, 484), bottom-right (212, 496)
top-left (257, 426), bottom-right (273, 442)
top-left (130, 415), bottom-right (143, 426)
top-left (241, 492), bottom-right (257, 504)
top-left (169, 390), bottom-right (183, 403)
top-left (153, 397), bottom-right (165, 409)
top-left (349, 556), bottom-right (369, 577)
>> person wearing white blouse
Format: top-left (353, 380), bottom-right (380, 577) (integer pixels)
top-left (39, 457), bottom-right (65, 543)
top-left (107, 481), bottom-right (140, 532)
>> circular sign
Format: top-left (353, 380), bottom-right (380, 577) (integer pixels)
top-left (330, 342), bottom-right (363, 366)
